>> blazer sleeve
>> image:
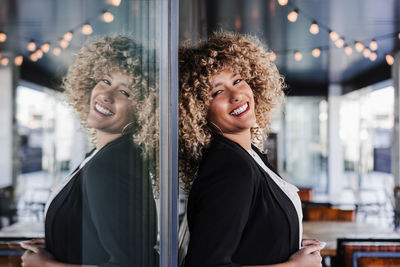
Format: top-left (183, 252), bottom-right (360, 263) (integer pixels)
top-left (185, 150), bottom-right (257, 267)
top-left (82, 144), bottom-right (156, 267)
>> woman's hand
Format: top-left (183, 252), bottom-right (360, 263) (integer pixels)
top-left (21, 239), bottom-right (46, 249)
top-left (288, 244), bottom-right (323, 267)
top-left (21, 242), bottom-right (55, 267)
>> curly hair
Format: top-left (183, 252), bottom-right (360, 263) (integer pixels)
top-left (63, 35), bottom-right (158, 150)
top-left (179, 31), bottom-right (285, 192)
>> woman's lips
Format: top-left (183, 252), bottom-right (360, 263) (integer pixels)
top-left (94, 102), bottom-right (114, 116)
top-left (229, 102), bottom-right (249, 117)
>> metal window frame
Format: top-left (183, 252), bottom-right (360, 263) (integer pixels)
top-left (159, 0), bottom-right (179, 266)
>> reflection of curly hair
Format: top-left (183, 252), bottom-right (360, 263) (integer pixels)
top-left (63, 35), bottom-right (157, 150)
top-left (179, 31), bottom-right (285, 192)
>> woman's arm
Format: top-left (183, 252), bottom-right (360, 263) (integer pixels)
top-left (21, 243), bottom-right (96, 267)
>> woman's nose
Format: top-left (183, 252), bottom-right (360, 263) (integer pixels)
top-left (229, 88), bottom-right (243, 103)
top-left (100, 90), bottom-right (114, 103)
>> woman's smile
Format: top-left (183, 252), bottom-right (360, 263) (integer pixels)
top-left (94, 102), bottom-right (114, 116)
top-left (229, 101), bottom-right (249, 116)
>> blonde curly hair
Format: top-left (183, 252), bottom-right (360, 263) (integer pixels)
top-left (63, 35), bottom-right (158, 150)
top-left (179, 31), bottom-right (285, 192)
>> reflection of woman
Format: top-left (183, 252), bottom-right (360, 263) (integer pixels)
top-left (21, 36), bottom-right (158, 267)
top-left (179, 31), bottom-right (323, 267)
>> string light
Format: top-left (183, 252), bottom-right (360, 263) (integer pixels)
top-left (329, 31), bottom-right (339, 41)
top-left (335, 38), bottom-right (344, 48)
top-left (102, 11), bottom-right (114, 23)
top-left (107, 0), bottom-right (122, 7)
top-left (354, 42), bottom-right (364, 52)
top-left (35, 49), bottom-right (43, 59)
top-left (369, 52), bottom-right (377, 61)
top-left (294, 51), bottom-right (302, 61)
top-left (59, 39), bottom-right (69, 49)
top-left (14, 56), bottom-right (23, 66)
top-left (287, 9), bottom-right (298, 22)
top-left (27, 40), bottom-right (36, 52)
top-left (363, 48), bottom-right (371, 58)
top-left (0, 32), bottom-right (6, 42)
top-left (53, 47), bottom-right (61, 56)
top-left (369, 40), bottom-right (378, 51)
top-left (309, 21), bottom-right (319, 35)
top-left (269, 52), bottom-right (277, 62)
top-left (30, 53), bottom-right (38, 62)
top-left (81, 23), bottom-right (93, 35)
top-left (41, 43), bottom-right (50, 53)
top-left (277, 0), bottom-right (288, 6)
top-left (63, 31), bottom-right (73, 41)
top-left (1, 57), bottom-right (9, 66)
top-left (344, 45), bottom-right (353, 55)
top-left (385, 54), bottom-right (394, 65)
top-left (312, 48), bottom-right (320, 58)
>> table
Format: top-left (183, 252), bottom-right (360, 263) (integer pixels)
top-left (303, 221), bottom-right (400, 256)
top-left (0, 220), bottom-right (44, 240)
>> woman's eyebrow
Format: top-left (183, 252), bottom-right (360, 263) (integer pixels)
top-left (107, 73), bottom-right (129, 88)
top-left (213, 73), bottom-right (238, 88)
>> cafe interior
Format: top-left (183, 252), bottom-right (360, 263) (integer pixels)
top-left (0, 0), bottom-right (400, 266)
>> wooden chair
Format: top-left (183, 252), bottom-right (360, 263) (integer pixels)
top-left (304, 206), bottom-right (356, 222)
top-left (0, 242), bottom-right (24, 267)
top-left (298, 188), bottom-right (313, 202)
top-left (333, 239), bottom-right (400, 267)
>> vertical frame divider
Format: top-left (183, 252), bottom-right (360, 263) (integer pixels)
top-left (159, 0), bottom-right (179, 266)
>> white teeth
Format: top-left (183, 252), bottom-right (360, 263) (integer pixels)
top-left (230, 103), bottom-right (248, 116)
top-left (95, 103), bottom-right (114, 116)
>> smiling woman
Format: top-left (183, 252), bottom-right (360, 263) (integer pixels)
top-left (20, 35), bottom-right (159, 267)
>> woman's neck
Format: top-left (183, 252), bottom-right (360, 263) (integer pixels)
top-left (96, 132), bottom-right (122, 150)
top-left (222, 130), bottom-right (252, 150)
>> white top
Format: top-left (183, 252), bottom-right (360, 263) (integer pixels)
top-left (246, 149), bottom-right (303, 248)
top-left (44, 149), bottom-right (98, 218)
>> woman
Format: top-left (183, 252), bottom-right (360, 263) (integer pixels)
top-left (21, 36), bottom-right (158, 267)
top-left (179, 31), bottom-right (324, 267)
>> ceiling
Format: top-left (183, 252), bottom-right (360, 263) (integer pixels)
top-left (202, 0), bottom-right (400, 95)
top-left (0, 0), bottom-right (399, 96)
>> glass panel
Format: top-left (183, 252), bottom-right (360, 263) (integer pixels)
top-left (1, 0), bottom-right (164, 266)
top-left (278, 96), bottom-right (328, 194)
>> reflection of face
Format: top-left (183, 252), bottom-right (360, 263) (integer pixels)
top-left (87, 70), bottom-right (133, 136)
top-left (207, 69), bottom-right (256, 135)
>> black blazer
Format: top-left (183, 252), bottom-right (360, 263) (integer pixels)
top-left (45, 135), bottom-right (158, 267)
top-left (185, 134), bottom-right (300, 267)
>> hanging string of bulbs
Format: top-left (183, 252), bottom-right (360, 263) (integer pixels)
top-left (0, 0), bottom-right (122, 67)
top-left (272, 0), bottom-right (398, 66)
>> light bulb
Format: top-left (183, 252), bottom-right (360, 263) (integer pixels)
top-left (27, 41), bottom-right (36, 52)
top-left (14, 56), bottom-right (23, 66)
top-left (35, 49), bottom-right (43, 59)
top-left (312, 48), bottom-right (320, 58)
top-left (41, 43), bottom-right (50, 53)
top-left (369, 52), bottom-right (377, 61)
top-left (309, 22), bottom-right (319, 35)
top-left (1, 57), bottom-right (9, 66)
top-left (269, 52), bottom-right (276, 62)
top-left (63, 31), bottom-right (73, 41)
top-left (59, 39), bottom-right (69, 49)
top-left (344, 45), bottom-right (352, 55)
top-left (369, 40), bottom-right (378, 51)
top-left (335, 38), bottom-right (344, 48)
top-left (363, 48), bottom-right (371, 58)
top-left (81, 24), bottom-right (93, 35)
top-left (277, 0), bottom-right (288, 6)
top-left (107, 0), bottom-right (122, 6)
top-left (102, 11), bottom-right (114, 23)
top-left (385, 54), bottom-right (394, 65)
top-left (329, 31), bottom-right (339, 41)
top-left (53, 47), bottom-right (61, 56)
top-left (398, 32), bottom-right (400, 40)
top-left (355, 42), bottom-right (364, 52)
top-left (294, 51), bottom-right (302, 61)
top-left (287, 10), bottom-right (298, 22)
top-left (0, 32), bottom-right (6, 42)
top-left (30, 53), bottom-right (38, 62)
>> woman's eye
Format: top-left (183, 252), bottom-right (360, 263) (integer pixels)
top-left (212, 90), bottom-right (223, 98)
top-left (102, 79), bottom-right (111, 86)
top-left (120, 90), bottom-right (130, 98)
top-left (233, 79), bottom-right (242, 85)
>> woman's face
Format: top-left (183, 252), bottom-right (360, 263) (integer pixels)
top-left (207, 69), bottom-right (256, 135)
top-left (87, 70), bottom-right (133, 135)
